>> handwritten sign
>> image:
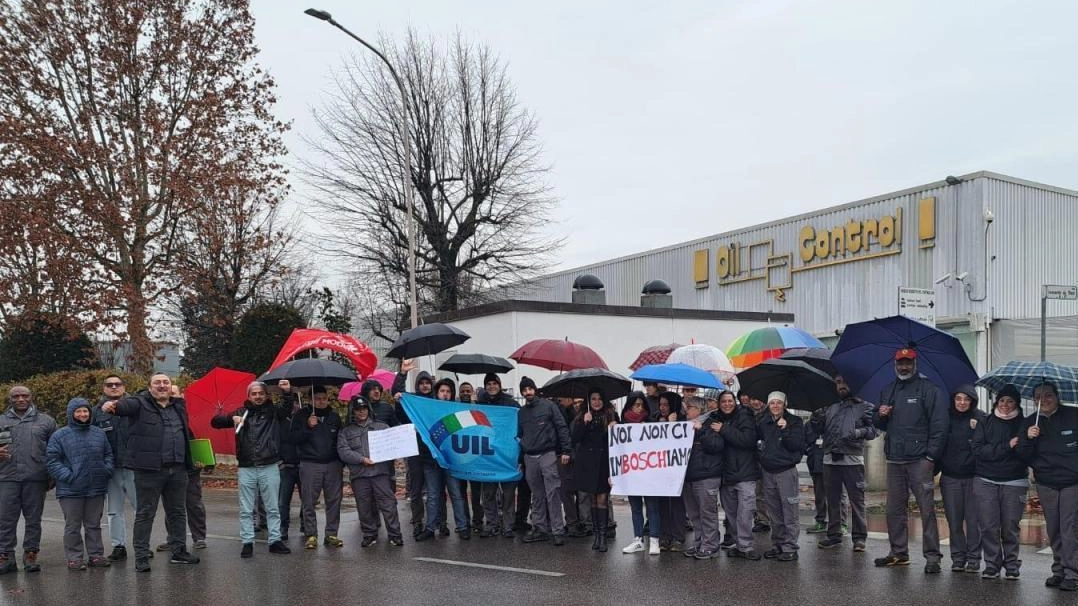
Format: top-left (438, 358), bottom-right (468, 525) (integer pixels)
top-left (368, 423), bottom-right (419, 463)
top-left (608, 421), bottom-right (694, 497)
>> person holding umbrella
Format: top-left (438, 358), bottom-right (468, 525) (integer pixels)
top-left (570, 388), bottom-right (617, 552)
top-left (392, 361), bottom-right (437, 538)
top-left (935, 384), bottom-right (984, 572)
top-left (872, 348), bottom-right (947, 573)
top-left (971, 384), bottom-right (1027, 580)
top-left (416, 379), bottom-right (471, 542)
top-left (757, 392), bottom-right (804, 562)
top-left (518, 377), bottom-right (572, 546)
top-left (813, 375), bottom-right (878, 552)
top-left (1017, 382), bottom-right (1078, 591)
top-left (714, 390), bottom-right (762, 560)
top-left (292, 386), bottom-right (344, 550)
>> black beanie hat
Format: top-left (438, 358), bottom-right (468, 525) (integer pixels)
top-left (519, 376), bottom-right (537, 392)
top-left (483, 372), bottom-right (501, 386)
top-left (995, 384), bottom-right (1022, 406)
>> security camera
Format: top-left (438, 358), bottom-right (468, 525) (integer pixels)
top-left (956, 272), bottom-right (969, 282)
top-left (983, 209), bottom-right (995, 223)
top-left (934, 273), bottom-right (952, 285)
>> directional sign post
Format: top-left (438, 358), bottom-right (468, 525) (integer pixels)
top-left (898, 287), bottom-right (936, 326)
top-left (1042, 284), bottom-right (1078, 360)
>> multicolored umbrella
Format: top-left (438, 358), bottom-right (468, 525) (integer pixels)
top-left (727, 326), bottom-right (825, 369)
top-left (628, 343), bottom-right (683, 371)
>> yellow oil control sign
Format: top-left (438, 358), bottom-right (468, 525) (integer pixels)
top-left (694, 198), bottom-right (936, 301)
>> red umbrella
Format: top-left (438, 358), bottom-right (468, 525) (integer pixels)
top-left (628, 343), bottom-right (684, 371)
top-left (510, 338), bottom-right (608, 372)
top-left (185, 367), bottom-right (256, 457)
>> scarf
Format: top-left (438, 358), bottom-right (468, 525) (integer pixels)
top-left (623, 408), bottom-right (649, 423)
top-left (994, 407), bottom-right (1019, 421)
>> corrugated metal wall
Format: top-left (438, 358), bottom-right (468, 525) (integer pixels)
top-left (513, 173), bottom-right (1078, 335)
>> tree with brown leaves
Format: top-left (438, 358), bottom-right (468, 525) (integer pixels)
top-left (0, 0), bottom-right (288, 373)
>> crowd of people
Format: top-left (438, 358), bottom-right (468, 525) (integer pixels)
top-left (0, 348), bottom-right (1075, 592)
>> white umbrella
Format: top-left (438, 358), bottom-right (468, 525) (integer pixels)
top-left (667, 344), bottom-right (740, 392)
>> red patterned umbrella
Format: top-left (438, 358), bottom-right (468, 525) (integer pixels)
top-left (628, 343), bottom-right (684, 371)
top-left (509, 338), bottom-right (607, 372)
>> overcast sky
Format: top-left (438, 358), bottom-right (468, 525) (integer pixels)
top-left (251, 0), bottom-right (1078, 283)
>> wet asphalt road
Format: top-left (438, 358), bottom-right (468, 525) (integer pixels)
top-left (0, 490), bottom-right (1069, 606)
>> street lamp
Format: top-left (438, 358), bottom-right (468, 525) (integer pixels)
top-left (305, 8), bottom-right (419, 330)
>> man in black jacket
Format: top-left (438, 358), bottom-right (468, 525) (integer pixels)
top-left (1017, 382), bottom-right (1078, 591)
top-left (757, 391), bottom-right (804, 562)
top-left (393, 362), bottom-right (435, 537)
top-left (813, 375), bottom-right (876, 552)
top-left (92, 374), bottom-right (135, 562)
top-left (293, 386), bottom-right (344, 550)
top-left (479, 372), bottom-right (520, 538)
top-left (100, 374), bottom-right (199, 572)
top-left (278, 388), bottom-right (306, 541)
top-left (872, 348), bottom-right (947, 573)
top-left (211, 380), bottom-right (294, 558)
top-left (518, 377), bottom-right (572, 546)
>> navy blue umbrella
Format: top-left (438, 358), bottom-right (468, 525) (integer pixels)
top-left (832, 315), bottom-right (977, 401)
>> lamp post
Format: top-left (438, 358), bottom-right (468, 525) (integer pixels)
top-left (305, 8), bottom-right (419, 329)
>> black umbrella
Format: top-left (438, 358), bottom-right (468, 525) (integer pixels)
top-left (258, 358), bottom-right (357, 387)
top-left (541, 368), bottom-right (632, 400)
top-left (778, 347), bottom-right (837, 377)
top-left (386, 323), bottom-right (470, 359)
top-left (736, 359), bottom-right (838, 412)
top-left (438, 353), bottom-right (514, 375)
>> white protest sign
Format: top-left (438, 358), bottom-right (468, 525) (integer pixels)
top-left (608, 421), bottom-right (695, 497)
top-left (368, 423), bottom-right (419, 463)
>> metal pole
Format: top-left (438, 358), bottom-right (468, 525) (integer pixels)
top-left (1041, 290), bottom-right (1047, 361)
top-left (319, 17), bottom-right (420, 329)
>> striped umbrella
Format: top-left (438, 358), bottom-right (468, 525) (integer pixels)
top-left (727, 326), bottom-right (825, 370)
top-left (976, 360), bottom-right (1078, 404)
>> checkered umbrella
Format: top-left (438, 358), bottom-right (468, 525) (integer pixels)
top-left (976, 360), bottom-right (1078, 404)
top-left (628, 343), bottom-right (683, 371)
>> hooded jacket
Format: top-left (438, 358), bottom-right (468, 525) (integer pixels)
top-left (652, 391), bottom-right (685, 422)
top-left (45, 399), bottom-right (113, 498)
top-left (518, 396), bottom-right (572, 456)
top-left (337, 409), bottom-right (392, 478)
top-left (394, 371), bottom-right (435, 426)
top-left (756, 410), bottom-right (804, 473)
top-left (972, 386), bottom-right (1027, 482)
top-left (811, 396), bottom-right (878, 458)
top-left (291, 406), bottom-right (342, 463)
top-left (684, 417), bottom-right (724, 482)
top-left (939, 385), bottom-right (984, 478)
top-left (359, 380), bottom-right (398, 427)
top-left (1016, 405), bottom-right (1078, 489)
top-left (92, 395), bottom-right (130, 465)
top-left (211, 393), bottom-right (295, 467)
top-left (0, 404), bottom-right (57, 482)
top-left (111, 391), bottom-right (194, 471)
top-left (714, 405), bottom-right (760, 484)
top-left (873, 374), bottom-right (947, 462)
top-left (475, 386), bottom-right (518, 407)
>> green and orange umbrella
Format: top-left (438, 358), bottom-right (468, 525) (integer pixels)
top-left (727, 326), bottom-right (826, 370)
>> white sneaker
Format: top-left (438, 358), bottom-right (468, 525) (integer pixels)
top-left (648, 537), bottom-right (661, 555)
top-left (622, 537), bottom-right (645, 553)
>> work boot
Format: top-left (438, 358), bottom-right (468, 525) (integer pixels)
top-left (0, 554), bottom-right (17, 574)
top-left (596, 509), bottom-right (609, 553)
top-left (23, 551), bottom-right (40, 573)
top-left (241, 543), bottom-right (254, 559)
top-left (108, 545), bottom-right (127, 561)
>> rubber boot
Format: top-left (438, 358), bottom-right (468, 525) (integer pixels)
top-left (597, 508), bottom-right (608, 553)
top-left (591, 508), bottom-right (601, 550)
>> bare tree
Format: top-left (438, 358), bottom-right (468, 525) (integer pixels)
top-left (302, 30), bottom-right (561, 331)
top-left (0, 0), bottom-right (288, 373)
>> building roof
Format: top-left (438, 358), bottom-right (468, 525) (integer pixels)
top-left (422, 299), bottom-right (794, 324)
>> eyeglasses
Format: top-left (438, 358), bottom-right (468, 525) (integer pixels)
top-left (104, 383), bottom-right (124, 388)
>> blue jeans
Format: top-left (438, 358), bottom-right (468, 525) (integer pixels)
top-left (106, 468), bottom-right (136, 547)
top-left (423, 462), bottom-right (468, 532)
top-left (628, 495), bottom-right (661, 538)
top-left (239, 464), bottom-right (281, 543)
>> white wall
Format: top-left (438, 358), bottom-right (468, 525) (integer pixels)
top-left (418, 310), bottom-right (775, 396)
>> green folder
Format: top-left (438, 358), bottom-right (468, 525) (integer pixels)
top-left (189, 438), bottom-right (216, 467)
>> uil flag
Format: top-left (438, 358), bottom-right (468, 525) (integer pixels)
top-left (401, 394), bottom-right (523, 482)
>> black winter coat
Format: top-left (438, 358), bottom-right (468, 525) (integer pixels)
top-left (570, 412), bottom-right (613, 493)
top-left (685, 421), bottom-right (724, 482)
top-left (939, 408), bottom-right (984, 478)
top-left (112, 392), bottom-right (194, 472)
top-left (972, 412), bottom-right (1027, 482)
top-left (715, 406), bottom-right (759, 484)
top-left (757, 412), bottom-right (804, 473)
top-left (292, 407), bottom-right (341, 463)
top-left (211, 395), bottom-right (294, 467)
top-left (873, 375), bottom-right (947, 462)
top-left (804, 423), bottom-right (824, 475)
top-left (1016, 406), bottom-right (1078, 489)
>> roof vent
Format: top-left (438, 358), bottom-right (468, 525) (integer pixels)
top-left (641, 279), bottom-right (671, 295)
top-left (572, 274), bottom-right (604, 291)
